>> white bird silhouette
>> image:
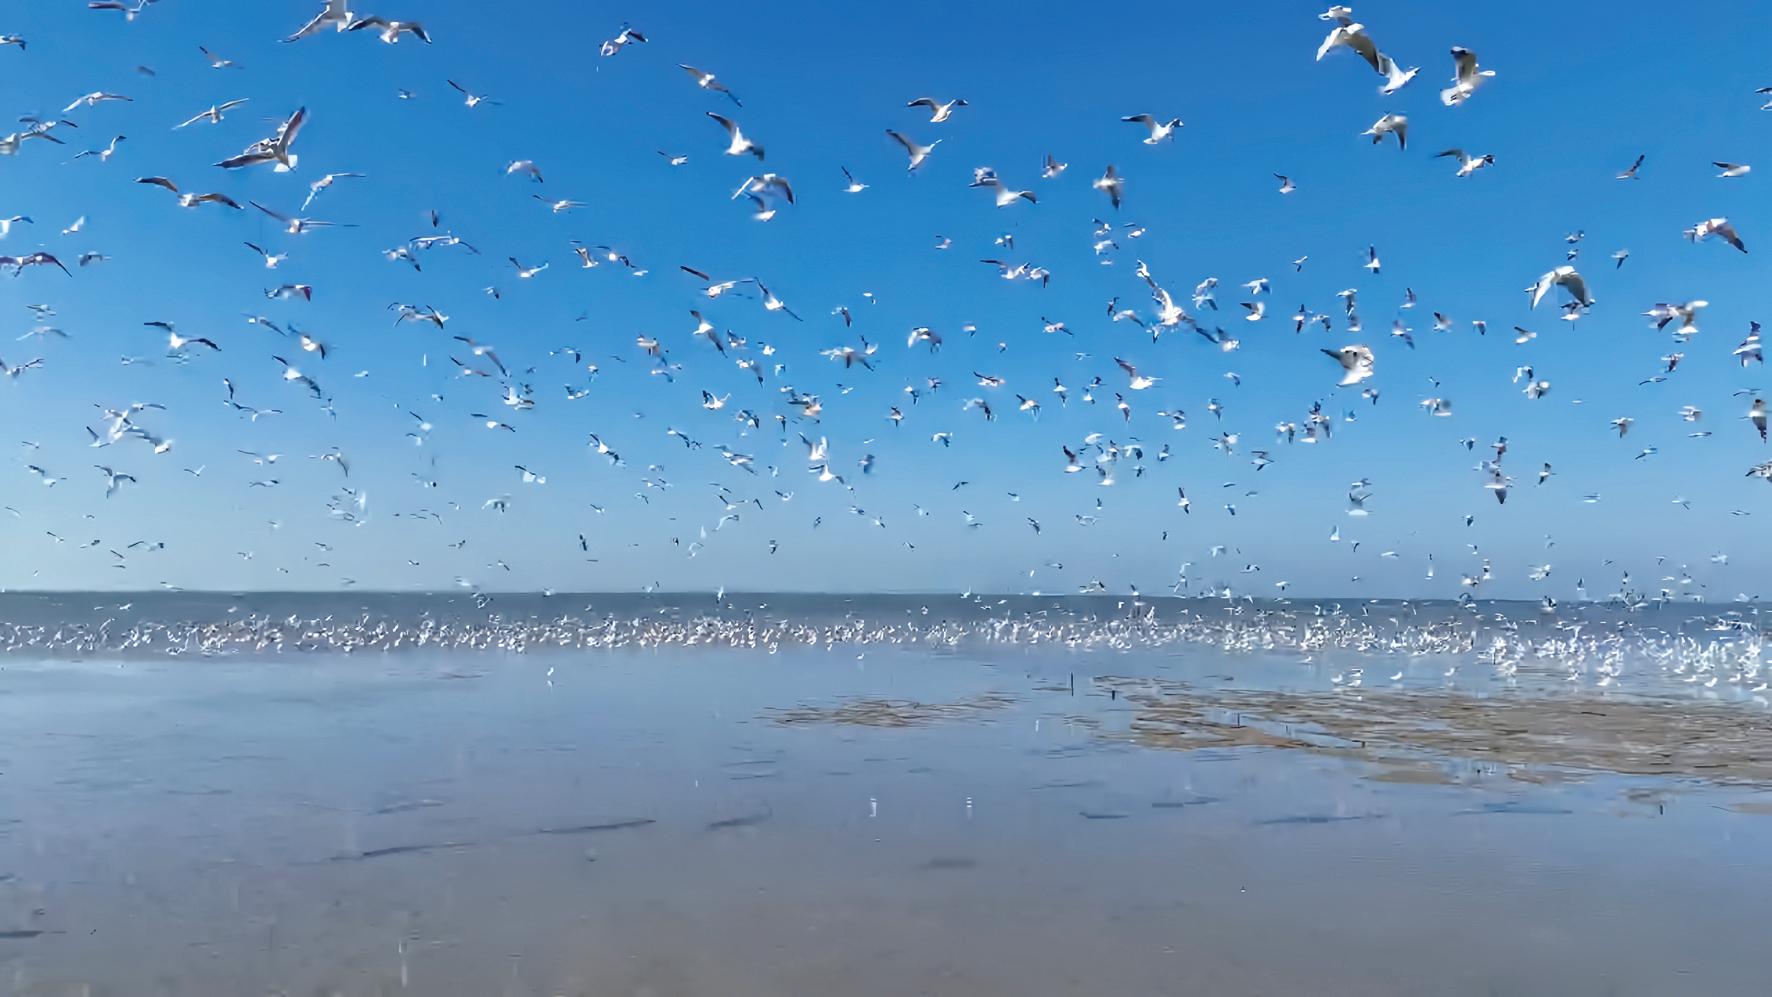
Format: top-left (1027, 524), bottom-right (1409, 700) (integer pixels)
top-left (908, 97), bottom-right (967, 122)
top-left (87, 0), bottom-right (159, 19)
top-left (250, 201), bottom-right (339, 234)
top-left (174, 98), bottom-right (248, 128)
top-left (1644, 300), bottom-right (1707, 337)
top-left (1115, 357), bottom-right (1158, 389)
top-left (302, 172), bottom-right (364, 210)
top-left (1317, 20), bottom-right (1384, 73)
top-left (344, 16), bottom-right (430, 43)
top-left (447, 80), bottom-right (498, 108)
top-left (1122, 114), bottom-right (1183, 144)
top-left (63, 92), bottom-right (132, 114)
top-left (681, 65), bottom-right (740, 106)
top-left (199, 45), bottom-right (241, 69)
top-left (214, 106), bottom-right (306, 171)
top-left (599, 25), bottom-right (645, 56)
top-left (95, 465), bottom-right (136, 498)
top-left (284, 0), bottom-right (352, 41)
top-left (968, 168), bottom-right (1036, 207)
top-left (533, 195), bottom-right (584, 214)
top-left (1323, 344), bottom-right (1375, 385)
top-left (1363, 114), bottom-right (1407, 149)
top-left (732, 174), bottom-right (795, 214)
top-left (1378, 57), bottom-right (1418, 95)
top-left (1685, 217), bottom-right (1746, 252)
top-left (1435, 148), bottom-right (1493, 177)
top-left (886, 130), bottom-right (938, 171)
top-left (1094, 165), bottom-right (1125, 208)
top-left (708, 113), bottom-right (764, 160)
top-left (1440, 47), bottom-right (1495, 105)
top-left (757, 281), bottom-right (802, 321)
top-left (1528, 266), bottom-right (1591, 309)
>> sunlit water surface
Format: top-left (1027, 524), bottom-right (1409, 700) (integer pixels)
top-left (1, 593), bottom-right (1769, 996)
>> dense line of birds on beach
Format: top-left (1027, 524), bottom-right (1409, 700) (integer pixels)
top-left (6, 594), bottom-right (1768, 705)
top-left (0, 1), bottom-right (1767, 601)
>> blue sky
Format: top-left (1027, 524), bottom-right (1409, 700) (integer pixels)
top-left (0, 0), bottom-right (1766, 597)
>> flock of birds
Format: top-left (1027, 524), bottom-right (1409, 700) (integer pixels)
top-left (3, 593), bottom-right (1765, 704)
top-left (0, 2), bottom-right (1766, 602)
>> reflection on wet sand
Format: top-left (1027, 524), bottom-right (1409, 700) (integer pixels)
top-left (767, 693), bottom-right (1016, 728)
top-left (1104, 676), bottom-right (1772, 783)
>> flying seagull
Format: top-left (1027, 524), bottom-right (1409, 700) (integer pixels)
top-left (599, 25), bottom-right (645, 56)
top-left (1440, 47), bottom-right (1494, 105)
top-left (174, 98), bottom-right (248, 128)
top-left (1685, 217), bottom-right (1746, 252)
top-left (1528, 266), bottom-right (1591, 309)
top-left (1094, 165), bottom-right (1124, 209)
top-left (707, 113), bottom-right (763, 160)
top-left (968, 167), bottom-right (1035, 207)
top-left (1434, 148), bottom-right (1493, 177)
top-left (344, 16), bottom-right (430, 43)
top-left (447, 80), bottom-right (498, 107)
top-left (63, 92), bottom-right (132, 113)
top-left (907, 97), bottom-right (968, 122)
top-left (1323, 344), bottom-right (1375, 385)
top-left (1363, 114), bottom-right (1407, 149)
top-left (886, 130), bottom-right (938, 171)
top-left (284, 0), bottom-right (352, 41)
top-left (680, 65), bottom-right (740, 106)
top-left (214, 106), bottom-right (306, 171)
top-left (0, 252), bottom-right (70, 275)
top-left (302, 172), bottom-right (364, 210)
top-left (1316, 17), bottom-right (1384, 73)
top-left (1122, 114), bottom-right (1182, 144)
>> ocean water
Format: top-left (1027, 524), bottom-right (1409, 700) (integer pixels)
top-left (1, 593), bottom-right (1770, 995)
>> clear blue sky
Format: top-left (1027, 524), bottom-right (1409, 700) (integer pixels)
top-left (0, 0), bottom-right (1766, 598)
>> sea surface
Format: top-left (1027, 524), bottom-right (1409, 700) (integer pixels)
top-left (0, 593), bottom-right (1769, 995)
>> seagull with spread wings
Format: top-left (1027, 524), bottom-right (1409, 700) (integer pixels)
top-left (215, 107), bottom-right (306, 171)
top-left (708, 113), bottom-right (763, 160)
top-left (887, 130), bottom-right (939, 171)
top-left (1363, 114), bottom-right (1407, 149)
top-left (344, 16), bottom-right (429, 43)
top-left (1685, 217), bottom-right (1746, 252)
top-left (681, 65), bottom-right (740, 105)
top-left (251, 201), bottom-right (342, 234)
top-left (284, 0), bottom-right (352, 40)
top-left (1323, 344), bottom-right (1375, 385)
top-left (71, 135), bottom-right (126, 162)
top-left (1440, 47), bottom-right (1495, 105)
top-left (1528, 267), bottom-right (1591, 309)
top-left (1094, 165), bottom-right (1125, 209)
top-left (1435, 148), bottom-right (1493, 176)
top-left (0, 253), bottom-right (70, 276)
top-left (63, 92), bottom-right (132, 113)
top-left (908, 97), bottom-right (968, 122)
top-left (302, 172), bottom-right (364, 210)
top-left (1123, 114), bottom-right (1183, 144)
top-left (174, 98), bottom-right (248, 128)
